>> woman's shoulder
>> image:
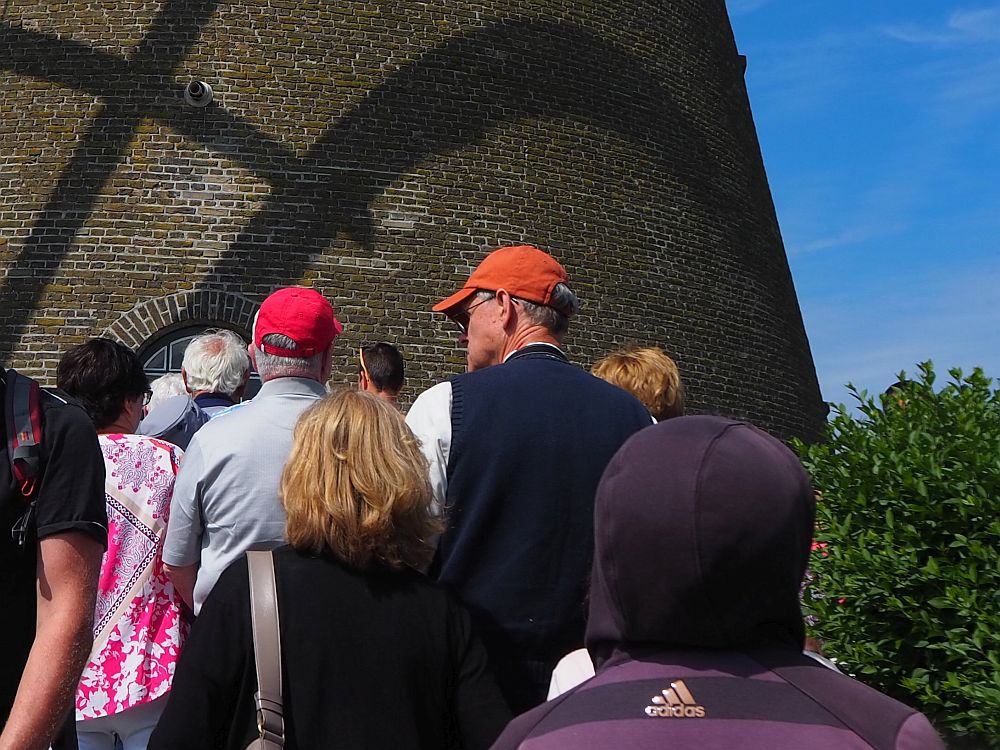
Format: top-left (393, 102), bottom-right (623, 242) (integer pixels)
top-left (272, 547), bottom-right (453, 602)
top-left (100, 432), bottom-right (183, 465)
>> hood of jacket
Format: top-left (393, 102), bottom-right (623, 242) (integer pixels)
top-left (586, 416), bottom-right (815, 666)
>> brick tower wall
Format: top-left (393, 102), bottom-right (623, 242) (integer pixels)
top-left (0, 0), bottom-right (826, 440)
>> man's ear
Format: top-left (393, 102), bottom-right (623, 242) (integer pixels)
top-left (320, 343), bottom-right (335, 383)
top-left (180, 368), bottom-right (189, 392)
top-left (233, 370), bottom-right (251, 401)
top-left (123, 394), bottom-right (144, 427)
top-left (495, 289), bottom-right (517, 330)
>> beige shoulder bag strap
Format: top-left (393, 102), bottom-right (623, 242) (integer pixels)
top-left (246, 550), bottom-right (285, 750)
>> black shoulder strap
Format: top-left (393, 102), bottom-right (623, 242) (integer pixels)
top-left (4, 368), bottom-right (43, 498)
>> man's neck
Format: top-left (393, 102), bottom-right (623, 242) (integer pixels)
top-left (260, 373), bottom-right (319, 384)
top-left (499, 326), bottom-right (561, 362)
top-left (502, 342), bottom-right (565, 363)
top-left (99, 417), bottom-right (135, 435)
top-left (194, 392), bottom-right (237, 409)
top-left (257, 375), bottom-right (327, 396)
top-left (375, 390), bottom-right (399, 407)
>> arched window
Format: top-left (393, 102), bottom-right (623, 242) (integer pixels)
top-left (141, 326), bottom-right (262, 399)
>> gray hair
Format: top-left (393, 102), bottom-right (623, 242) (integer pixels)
top-left (148, 373), bottom-right (187, 411)
top-left (517, 283), bottom-right (578, 338)
top-left (182, 329), bottom-right (251, 396)
top-left (254, 333), bottom-right (325, 382)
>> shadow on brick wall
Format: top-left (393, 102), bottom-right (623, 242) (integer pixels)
top-left (1, 9), bottom-right (760, 361)
top-left (0, 0), bottom-right (223, 359)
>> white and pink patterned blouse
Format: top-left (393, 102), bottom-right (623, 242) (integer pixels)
top-left (76, 433), bottom-right (190, 720)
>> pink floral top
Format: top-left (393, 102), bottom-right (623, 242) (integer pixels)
top-left (76, 434), bottom-right (189, 720)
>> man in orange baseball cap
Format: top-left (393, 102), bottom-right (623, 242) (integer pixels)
top-left (429, 244), bottom-right (574, 373)
top-left (406, 245), bottom-right (652, 712)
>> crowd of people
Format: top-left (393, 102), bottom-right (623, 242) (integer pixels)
top-left (1, 244), bottom-right (945, 749)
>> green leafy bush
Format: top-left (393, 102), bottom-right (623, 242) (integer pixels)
top-left (793, 363), bottom-right (1000, 747)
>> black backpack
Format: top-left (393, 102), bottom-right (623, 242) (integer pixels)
top-left (3, 369), bottom-right (43, 545)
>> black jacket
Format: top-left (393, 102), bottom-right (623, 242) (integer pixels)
top-left (149, 546), bottom-right (510, 749)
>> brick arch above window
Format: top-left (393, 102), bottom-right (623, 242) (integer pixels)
top-left (102, 290), bottom-right (258, 350)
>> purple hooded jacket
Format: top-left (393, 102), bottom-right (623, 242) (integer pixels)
top-left (492, 416), bottom-right (945, 750)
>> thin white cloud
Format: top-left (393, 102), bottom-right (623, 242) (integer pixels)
top-left (759, 31), bottom-right (999, 260)
top-left (936, 56), bottom-right (1000, 113)
top-left (777, 164), bottom-right (924, 261)
top-left (728, 0), bottom-right (775, 16)
top-left (741, 28), bottom-right (883, 118)
top-left (884, 6), bottom-right (1000, 45)
top-left (802, 261), bottom-right (1000, 405)
top-left (792, 222), bottom-right (907, 256)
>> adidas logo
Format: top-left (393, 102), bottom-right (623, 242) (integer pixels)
top-left (644, 680), bottom-right (707, 718)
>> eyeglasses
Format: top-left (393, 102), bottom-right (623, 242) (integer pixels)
top-left (142, 391), bottom-right (152, 407)
top-left (450, 294), bottom-right (495, 335)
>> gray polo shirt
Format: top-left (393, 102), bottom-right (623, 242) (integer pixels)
top-left (163, 376), bottom-right (326, 612)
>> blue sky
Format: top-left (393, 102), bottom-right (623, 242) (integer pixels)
top-left (726, 1), bottom-right (1000, 408)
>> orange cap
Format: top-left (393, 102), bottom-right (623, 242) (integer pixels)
top-left (432, 245), bottom-right (570, 315)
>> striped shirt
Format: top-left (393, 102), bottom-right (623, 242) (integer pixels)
top-left (492, 651), bottom-right (945, 750)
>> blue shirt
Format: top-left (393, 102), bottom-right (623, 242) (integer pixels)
top-left (162, 377), bottom-right (326, 612)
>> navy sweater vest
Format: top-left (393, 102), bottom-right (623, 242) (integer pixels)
top-left (434, 346), bottom-right (651, 664)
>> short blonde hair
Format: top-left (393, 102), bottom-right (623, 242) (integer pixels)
top-left (281, 389), bottom-right (440, 570)
top-left (592, 346), bottom-right (685, 421)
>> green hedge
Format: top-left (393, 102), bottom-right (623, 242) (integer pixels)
top-left (793, 363), bottom-right (1000, 747)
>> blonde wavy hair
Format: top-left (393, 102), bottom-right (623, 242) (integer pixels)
top-left (281, 389), bottom-right (440, 570)
top-left (592, 346), bottom-right (685, 421)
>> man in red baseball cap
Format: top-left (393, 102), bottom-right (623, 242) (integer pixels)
top-left (406, 245), bottom-right (653, 712)
top-left (163, 287), bottom-right (343, 613)
top-left (250, 287), bottom-right (343, 360)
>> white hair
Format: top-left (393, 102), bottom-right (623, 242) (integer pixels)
top-left (182, 329), bottom-right (251, 396)
top-left (148, 373), bottom-right (187, 411)
top-left (253, 333), bottom-right (325, 382)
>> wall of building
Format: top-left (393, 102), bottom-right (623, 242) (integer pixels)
top-left (0, 0), bottom-right (826, 440)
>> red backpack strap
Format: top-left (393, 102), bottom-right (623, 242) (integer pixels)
top-left (4, 369), bottom-right (43, 498)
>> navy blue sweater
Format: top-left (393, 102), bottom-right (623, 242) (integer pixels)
top-left (431, 345), bottom-right (651, 709)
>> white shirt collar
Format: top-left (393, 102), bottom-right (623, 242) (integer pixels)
top-left (502, 342), bottom-right (564, 363)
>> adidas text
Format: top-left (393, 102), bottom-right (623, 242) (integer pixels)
top-left (644, 680), bottom-right (707, 718)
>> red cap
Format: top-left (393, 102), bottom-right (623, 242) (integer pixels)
top-left (432, 245), bottom-right (570, 315)
top-left (253, 287), bottom-right (343, 357)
